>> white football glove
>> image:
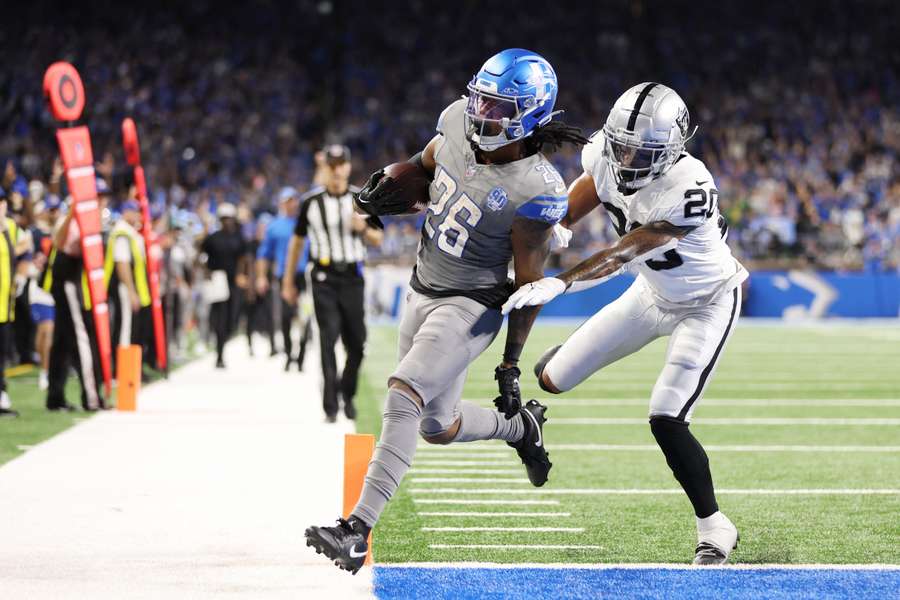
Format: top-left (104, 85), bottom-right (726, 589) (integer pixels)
top-left (550, 223), bottom-right (573, 250)
top-left (501, 277), bottom-right (567, 315)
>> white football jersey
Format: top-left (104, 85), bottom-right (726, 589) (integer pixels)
top-left (581, 136), bottom-right (747, 305)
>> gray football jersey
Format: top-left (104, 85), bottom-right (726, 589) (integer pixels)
top-left (413, 99), bottom-right (567, 306)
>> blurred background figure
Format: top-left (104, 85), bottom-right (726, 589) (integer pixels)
top-left (283, 145), bottom-right (382, 422)
top-left (105, 200), bottom-right (151, 371)
top-left (45, 205), bottom-right (105, 412)
top-left (256, 186), bottom-right (311, 371)
top-left (200, 203), bottom-right (248, 369)
top-left (245, 213), bottom-right (276, 357)
top-left (0, 189), bottom-right (23, 417)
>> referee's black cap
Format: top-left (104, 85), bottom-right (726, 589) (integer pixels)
top-left (323, 144), bottom-right (351, 166)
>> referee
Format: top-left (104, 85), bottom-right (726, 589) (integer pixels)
top-left (282, 145), bottom-right (382, 422)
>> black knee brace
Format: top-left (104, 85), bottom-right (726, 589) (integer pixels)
top-left (650, 416), bottom-right (718, 518)
top-left (534, 345), bottom-right (561, 393)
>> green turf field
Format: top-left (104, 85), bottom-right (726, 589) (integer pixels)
top-left (355, 323), bottom-right (900, 565)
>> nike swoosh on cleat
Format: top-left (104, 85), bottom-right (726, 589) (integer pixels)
top-left (348, 545), bottom-right (367, 558)
top-left (695, 180), bottom-right (708, 185)
top-left (523, 409), bottom-right (543, 447)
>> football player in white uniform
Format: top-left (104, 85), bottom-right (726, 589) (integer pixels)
top-left (503, 82), bottom-right (748, 565)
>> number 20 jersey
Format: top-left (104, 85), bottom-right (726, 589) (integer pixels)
top-left (412, 98), bottom-right (568, 308)
top-left (581, 136), bottom-right (748, 305)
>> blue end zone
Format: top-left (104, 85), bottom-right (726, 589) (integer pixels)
top-left (373, 566), bottom-right (900, 599)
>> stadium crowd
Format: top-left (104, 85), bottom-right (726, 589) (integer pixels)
top-left (0, 1), bottom-right (897, 414)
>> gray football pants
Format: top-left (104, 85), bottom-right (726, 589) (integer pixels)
top-left (351, 291), bottom-right (525, 527)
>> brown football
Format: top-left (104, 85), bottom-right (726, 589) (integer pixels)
top-left (382, 161), bottom-right (432, 215)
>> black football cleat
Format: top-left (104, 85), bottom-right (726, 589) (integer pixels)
top-left (305, 518), bottom-right (368, 575)
top-left (508, 399), bottom-right (552, 487)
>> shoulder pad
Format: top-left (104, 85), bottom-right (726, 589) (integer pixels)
top-left (436, 98), bottom-right (466, 135)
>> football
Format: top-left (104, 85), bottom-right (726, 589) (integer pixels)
top-left (382, 161), bottom-right (432, 214)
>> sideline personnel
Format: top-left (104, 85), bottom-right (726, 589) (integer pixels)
top-left (282, 145), bottom-right (382, 421)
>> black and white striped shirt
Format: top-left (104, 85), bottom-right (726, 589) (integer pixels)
top-left (294, 185), bottom-right (366, 267)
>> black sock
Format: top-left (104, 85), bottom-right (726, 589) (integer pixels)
top-left (650, 417), bottom-right (719, 518)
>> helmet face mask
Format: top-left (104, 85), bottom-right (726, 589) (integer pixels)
top-left (464, 85), bottom-right (529, 150)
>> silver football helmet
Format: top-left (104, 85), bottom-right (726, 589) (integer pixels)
top-left (602, 82), bottom-right (697, 192)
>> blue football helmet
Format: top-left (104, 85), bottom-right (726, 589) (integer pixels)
top-left (465, 48), bottom-right (560, 151)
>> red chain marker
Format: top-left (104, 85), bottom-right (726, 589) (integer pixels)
top-left (122, 118), bottom-right (167, 372)
top-left (42, 62), bottom-right (112, 396)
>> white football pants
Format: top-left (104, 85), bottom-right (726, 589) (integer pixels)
top-left (544, 279), bottom-right (741, 422)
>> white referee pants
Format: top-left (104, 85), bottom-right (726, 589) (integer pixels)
top-left (544, 279), bottom-right (741, 422)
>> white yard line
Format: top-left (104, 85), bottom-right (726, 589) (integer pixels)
top-left (548, 444), bottom-right (900, 453)
top-left (549, 418), bottom-right (900, 426)
top-left (465, 383), bottom-right (900, 390)
top-left (464, 398), bottom-right (900, 407)
top-left (417, 512), bottom-right (571, 517)
top-left (412, 499), bottom-right (560, 506)
top-left (414, 460), bottom-right (517, 467)
top-left (410, 477), bottom-right (531, 484)
top-left (409, 468), bottom-right (521, 474)
top-left (411, 488), bottom-right (900, 496)
top-left (428, 544), bottom-right (603, 550)
top-left (412, 451), bottom-right (512, 458)
top-left (423, 527), bottom-right (584, 533)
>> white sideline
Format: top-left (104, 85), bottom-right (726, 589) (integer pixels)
top-left (411, 488), bottom-right (900, 496)
top-left (0, 338), bottom-right (373, 599)
top-left (379, 561), bottom-right (900, 570)
top-left (422, 527), bottom-right (583, 533)
top-left (549, 418), bottom-right (900, 426)
top-left (417, 512), bottom-right (572, 517)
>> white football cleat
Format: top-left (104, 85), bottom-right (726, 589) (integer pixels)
top-left (693, 511), bottom-right (739, 565)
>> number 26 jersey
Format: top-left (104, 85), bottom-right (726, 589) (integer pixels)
top-left (581, 136), bottom-right (748, 306)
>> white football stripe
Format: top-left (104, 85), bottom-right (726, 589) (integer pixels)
top-left (428, 544), bottom-right (603, 550)
top-left (414, 461), bottom-right (517, 467)
top-left (417, 512), bottom-right (571, 517)
top-left (462, 398), bottom-right (900, 407)
top-left (412, 499), bottom-right (560, 506)
top-left (410, 477), bottom-right (531, 484)
top-left (411, 488), bottom-right (900, 496)
top-left (422, 526), bottom-right (583, 533)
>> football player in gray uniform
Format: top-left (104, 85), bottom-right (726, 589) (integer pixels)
top-left (504, 83), bottom-right (747, 565)
top-left (305, 48), bottom-right (588, 574)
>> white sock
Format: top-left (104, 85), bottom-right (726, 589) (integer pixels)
top-left (696, 511), bottom-right (737, 551)
top-left (0, 391), bottom-right (10, 410)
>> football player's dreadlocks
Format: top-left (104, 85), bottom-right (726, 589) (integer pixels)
top-left (526, 121), bottom-right (590, 154)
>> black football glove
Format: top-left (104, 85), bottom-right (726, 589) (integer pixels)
top-left (493, 365), bottom-right (522, 420)
top-left (355, 168), bottom-right (409, 216)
